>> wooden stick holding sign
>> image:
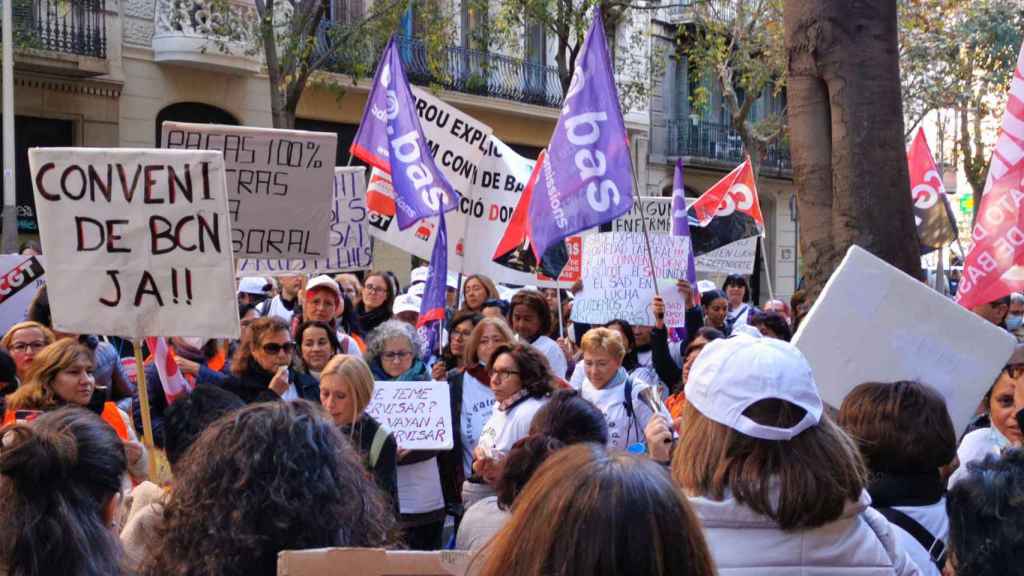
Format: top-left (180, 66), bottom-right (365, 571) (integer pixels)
top-left (133, 339), bottom-right (157, 480)
top-left (630, 160), bottom-right (660, 297)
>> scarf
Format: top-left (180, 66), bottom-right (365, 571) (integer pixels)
top-left (590, 366), bottom-right (628, 391)
top-left (497, 388), bottom-right (530, 412)
top-left (357, 302), bottom-right (392, 335)
top-left (370, 357), bottom-right (430, 382)
top-left (868, 472), bottom-right (945, 507)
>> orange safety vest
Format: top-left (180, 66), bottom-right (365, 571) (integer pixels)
top-left (3, 401), bottom-right (129, 441)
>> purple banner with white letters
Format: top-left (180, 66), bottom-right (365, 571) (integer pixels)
top-left (526, 9), bottom-right (634, 260)
top-left (350, 37), bottom-right (459, 230)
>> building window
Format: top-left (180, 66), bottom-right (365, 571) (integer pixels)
top-left (461, 0), bottom-right (488, 50)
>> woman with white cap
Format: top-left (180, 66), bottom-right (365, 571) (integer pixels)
top-left (652, 334), bottom-right (922, 575)
top-left (301, 274), bottom-right (363, 355)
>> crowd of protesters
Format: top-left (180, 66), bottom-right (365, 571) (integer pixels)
top-left (1, 267), bottom-right (1023, 576)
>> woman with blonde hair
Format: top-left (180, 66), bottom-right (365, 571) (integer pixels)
top-left (1, 320), bottom-right (55, 383)
top-left (3, 338), bottom-right (148, 482)
top-left (320, 354), bottom-right (397, 505)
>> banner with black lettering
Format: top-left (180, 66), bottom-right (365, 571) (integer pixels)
top-left (0, 254), bottom-right (46, 336)
top-left (29, 148), bottom-right (239, 338)
top-left (161, 122), bottom-right (336, 260)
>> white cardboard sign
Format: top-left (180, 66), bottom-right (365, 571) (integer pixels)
top-left (236, 167), bottom-right (372, 275)
top-left (792, 245), bottom-right (1015, 435)
top-left (29, 148), bottom-right (240, 339)
top-left (365, 381), bottom-right (454, 450)
top-left (161, 122), bottom-right (336, 260)
top-left (571, 232), bottom-right (690, 327)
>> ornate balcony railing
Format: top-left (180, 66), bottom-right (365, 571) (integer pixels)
top-left (667, 118), bottom-right (791, 173)
top-left (316, 27), bottom-right (565, 108)
top-left (14, 0), bottom-right (107, 58)
top-left (153, 0), bottom-right (260, 73)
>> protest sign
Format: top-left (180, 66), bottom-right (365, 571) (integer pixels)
top-left (161, 122), bottom-right (336, 260)
top-left (571, 232), bottom-right (690, 327)
top-left (364, 380), bottom-right (453, 450)
top-left (0, 254), bottom-right (46, 336)
top-left (604, 196), bottom-right (672, 234)
top-left (792, 245), bottom-right (1014, 435)
top-left (236, 167), bottom-right (372, 275)
top-left (278, 549), bottom-right (470, 576)
top-left (367, 90), bottom-right (581, 287)
top-left (29, 148), bottom-right (239, 339)
top-left (695, 236), bottom-right (758, 275)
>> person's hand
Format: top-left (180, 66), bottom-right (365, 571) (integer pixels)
top-left (557, 337), bottom-right (575, 363)
top-left (644, 415), bottom-right (673, 463)
top-left (652, 296), bottom-right (666, 329)
top-left (268, 366), bottom-right (290, 397)
top-left (176, 357), bottom-right (199, 377)
top-left (431, 362), bottom-right (447, 381)
top-left (676, 279), bottom-right (695, 308)
top-left (571, 279), bottom-right (584, 295)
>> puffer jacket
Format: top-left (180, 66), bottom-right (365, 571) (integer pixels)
top-left (690, 490), bottom-right (922, 576)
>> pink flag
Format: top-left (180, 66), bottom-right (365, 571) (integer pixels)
top-left (956, 46), bottom-right (1024, 309)
top-left (146, 337), bottom-right (193, 404)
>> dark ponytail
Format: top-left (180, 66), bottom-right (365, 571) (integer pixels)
top-left (0, 407), bottom-right (127, 576)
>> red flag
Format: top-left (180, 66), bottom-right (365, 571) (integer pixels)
top-left (908, 129), bottom-right (958, 251)
top-left (689, 157), bottom-right (764, 230)
top-left (956, 47), bottom-right (1024, 309)
top-left (146, 337), bottom-right (193, 404)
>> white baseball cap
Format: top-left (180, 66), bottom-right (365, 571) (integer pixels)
top-left (696, 280), bottom-right (717, 294)
top-left (238, 276), bottom-right (271, 295)
top-left (393, 293), bottom-right (421, 316)
top-left (685, 334), bottom-right (823, 441)
top-left (408, 282), bottom-right (426, 298)
top-left (305, 275), bottom-right (341, 301)
top-left (410, 266), bottom-right (429, 285)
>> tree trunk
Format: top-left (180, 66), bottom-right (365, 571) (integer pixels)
top-left (785, 0), bottom-right (921, 299)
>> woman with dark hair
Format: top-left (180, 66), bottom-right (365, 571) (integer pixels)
top-left (529, 388), bottom-right (609, 445)
top-left (945, 448), bottom-right (1024, 576)
top-left (476, 444), bottom-right (716, 576)
top-left (224, 316), bottom-right (319, 404)
top-left (749, 311), bottom-right (793, 341)
top-left (472, 343), bottom-right (553, 501)
top-left (460, 275), bottom-right (499, 314)
top-left (510, 290), bottom-right (567, 379)
top-left (141, 400), bottom-right (396, 576)
top-left (0, 408), bottom-right (128, 576)
top-left (357, 272), bottom-right (395, 336)
top-left (296, 320), bottom-right (342, 381)
top-left (430, 310), bottom-right (482, 381)
top-left (838, 381), bottom-right (956, 575)
top-left (699, 289), bottom-right (731, 334)
top-left (364, 320), bottom-right (444, 550)
top-left (723, 274), bottom-right (757, 329)
top-left (650, 279), bottom-right (726, 398)
top-left (667, 335), bottom-right (919, 574)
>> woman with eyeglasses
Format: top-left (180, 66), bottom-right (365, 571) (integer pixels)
top-left (364, 320), bottom-right (445, 550)
top-left (473, 343), bottom-right (553, 506)
top-left (335, 273), bottom-right (363, 308)
top-left (357, 272), bottom-right (396, 336)
top-left (438, 317), bottom-right (515, 520)
top-left (431, 310), bottom-right (482, 381)
top-left (948, 344), bottom-right (1024, 487)
top-left (1, 320), bottom-right (55, 384)
top-left (223, 316), bottom-right (319, 405)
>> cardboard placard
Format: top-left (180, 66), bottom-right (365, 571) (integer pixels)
top-left (29, 148), bottom-right (239, 338)
top-left (0, 254), bottom-right (46, 336)
top-left (695, 236), bottom-right (757, 275)
top-left (365, 381), bottom-right (453, 450)
top-left (237, 167), bottom-right (372, 275)
top-left (161, 122), bottom-right (337, 260)
top-left (792, 245), bottom-right (1015, 435)
top-left (366, 89), bottom-right (580, 288)
top-left (571, 232), bottom-right (690, 327)
top-left (278, 548), bottom-right (471, 576)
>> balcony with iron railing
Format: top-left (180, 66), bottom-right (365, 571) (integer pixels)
top-left (667, 118), bottom-right (791, 175)
top-left (13, 0), bottom-right (108, 76)
top-left (316, 26), bottom-right (565, 108)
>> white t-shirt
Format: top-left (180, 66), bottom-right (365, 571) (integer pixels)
top-left (337, 331), bottom-right (363, 357)
top-left (476, 396), bottom-right (547, 458)
top-left (460, 371), bottom-right (496, 477)
top-left (727, 303), bottom-right (753, 328)
top-left (580, 375), bottom-right (662, 452)
top-left (530, 335), bottom-right (567, 379)
top-left (397, 456), bottom-right (445, 514)
top-left (263, 295), bottom-right (297, 323)
top-left (948, 427), bottom-right (1007, 488)
top-left (889, 500), bottom-right (947, 576)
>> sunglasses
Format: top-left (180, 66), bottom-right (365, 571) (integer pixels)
top-left (261, 342), bottom-right (295, 355)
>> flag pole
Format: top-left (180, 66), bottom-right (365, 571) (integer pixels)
top-left (134, 338), bottom-right (157, 480)
top-left (758, 235), bottom-right (775, 301)
top-left (556, 289), bottom-right (565, 338)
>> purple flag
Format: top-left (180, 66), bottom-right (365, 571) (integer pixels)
top-left (350, 37), bottom-right (459, 230)
top-left (417, 207), bottom-right (447, 330)
top-left (671, 159), bottom-right (698, 287)
top-left (526, 8), bottom-right (634, 260)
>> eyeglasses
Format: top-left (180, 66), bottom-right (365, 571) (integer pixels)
top-left (10, 341), bottom-right (47, 353)
top-left (452, 329), bottom-right (473, 339)
top-left (492, 368), bottom-right (520, 381)
top-left (364, 285), bottom-right (387, 295)
top-left (261, 342), bottom-right (295, 355)
top-left (1004, 363), bottom-right (1024, 379)
top-left (382, 351), bottom-right (412, 362)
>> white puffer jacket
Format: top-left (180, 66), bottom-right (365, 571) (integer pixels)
top-left (690, 490), bottom-right (922, 575)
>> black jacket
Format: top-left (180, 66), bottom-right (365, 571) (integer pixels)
top-left (341, 412), bottom-right (398, 510)
top-left (651, 305), bottom-right (706, 394)
top-left (132, 362), bottom-right (232, 448)
top-left (221, 364), bottom-right (320, 405)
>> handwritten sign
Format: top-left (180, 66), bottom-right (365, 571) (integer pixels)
top-left (161, 122), bottom-right (336, 260)
top-left (237, 167), bottom-right (372, 275)
top-left (793, 245), bottom-right (1014, 435)
top-left (0, 254), bottom-right (46, 335)
top-left (571, 232), bottom-right (690, 327)
top-left (29, 148), bottom-right (239, 338)
top-left (365, 380), bottom-right (453, 450)
top-left (604, 196), bottom-right (673, 234)
top-left (696, 236), bottom-right (758, 275)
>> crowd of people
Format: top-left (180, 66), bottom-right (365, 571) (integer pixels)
top-left (1, 266), bottom-right (1023, 576)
